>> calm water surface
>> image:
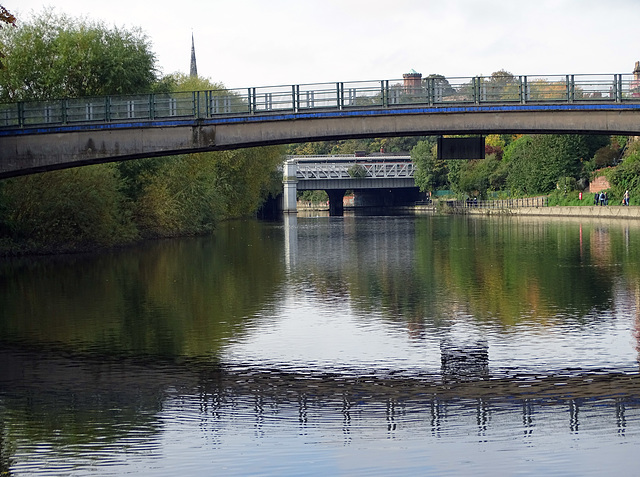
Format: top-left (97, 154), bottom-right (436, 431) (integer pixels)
top-left (1, 213), bottom-right (640, 476)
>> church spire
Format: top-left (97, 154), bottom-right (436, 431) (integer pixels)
top-left (190, 33), bottom-right (198, 78)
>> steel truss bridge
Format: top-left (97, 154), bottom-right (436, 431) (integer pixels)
top-left (3, 73), bottom-right (640, 178)
top-left (292, 155), bottom-right (414, 183)
top-left (283, 154), bottom-right (419, 214)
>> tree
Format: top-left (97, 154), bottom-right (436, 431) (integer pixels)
top-left (0, 9), bottom-right (157, 100)
top-left (484, 70), bottom-right (519, 101)
top-left (505, 134), bottom-right (608, 195)
top-left (452, 156), bottom-right (506, 198)
top-left (1, 165), bottom-right (136, 251)
top-left (606, 144), bottom-right (640, 204)
top-left (424, 74), bottom-right (456, 101)
top-left (120, 72), bottom-right (285, 235)
top-left (411, 139), bottom-right (448, 192)
top-left (0, 10), bottom-right (157, 251)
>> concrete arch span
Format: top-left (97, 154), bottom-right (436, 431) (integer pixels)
top-left (2, 104), bottom-right (640, 178)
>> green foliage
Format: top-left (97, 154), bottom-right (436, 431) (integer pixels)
top-left (606, 153), bottom-right (640, 205)
top-left (299, 190), bottom-right (328, 202)
top-left (124, 145), bottom-right (284, 238)
top-left (348, 164), bottom-right (366, 178)
top-left (0, 12), bottom-right (286, 254)
top-left (160, 72), bottom-right (224, 93)
top-left (287, 141), bottom-right (335, 155)
top-left (287, 137), bottom-right (431, 156)
top-left (0, 165), bottom-right (137, 251)
top-left (207, 146), bottom-right (285, 218)
top-left (621, 138), bottom-right (640, 159)
top-left (483, 70), bottom-right (520, 101)
top-left (453, 156), bottom-right (505, 198)
top-left (547, 189), bottom-right (590, 206)
top-left (130, 154), bottom-right (223, 237)
top-left (411, 139), bottom-right (447, 192)
top-left (504, 134), bottom-right (607, 195)
top-left (557, 176), bottom-right (577, 192)
top-left (0, 9), bottom-right (157, 100)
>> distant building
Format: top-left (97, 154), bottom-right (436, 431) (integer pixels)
top-left (403, 69), bottom-right (422, 94)
top-left (190, 34), bottom-right (198, 78)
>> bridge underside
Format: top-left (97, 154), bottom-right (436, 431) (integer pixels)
top-left (297, 178), bottom-right (416, 190)
top-left (3, 105), bottom-right (640, 178)
top-left (293, 180), bottom-right (421, 216)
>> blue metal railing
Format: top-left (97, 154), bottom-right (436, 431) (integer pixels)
top-left (1, 73), bottom-right (639, 129)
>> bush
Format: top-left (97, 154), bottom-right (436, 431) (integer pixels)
top-left (547, 189), bottom-right (590, 206)
top-left (0, 164), bottom-right (137, 251)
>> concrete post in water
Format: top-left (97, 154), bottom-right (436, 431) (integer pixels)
top-left (327, 189), bottom-right (345, 216)
top-left (283, 159), bottom-right (298, 213)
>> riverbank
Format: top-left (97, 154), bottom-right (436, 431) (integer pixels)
top-left (299, 201), bottom-right (640, 220)
top-left (418, 204), bottom-right (640, 219)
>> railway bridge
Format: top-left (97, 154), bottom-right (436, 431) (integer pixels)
top-left (283, 154), bottom-right (419, 215)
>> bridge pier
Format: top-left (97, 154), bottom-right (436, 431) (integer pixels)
top-left (283, 160), bottom-right (298, 214)
top-left (327, 189), bottom-right (345, 216)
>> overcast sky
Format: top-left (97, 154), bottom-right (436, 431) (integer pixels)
top-left (9, 0), bottom-right (640, 90)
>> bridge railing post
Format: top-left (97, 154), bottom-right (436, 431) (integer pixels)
top-left (105, 96), bottom-right (111, 122)
top-left (61, 99), bottom-right (68, 124)
top-left (250, 88), bottom-right (256, 114)
top-left (197, 91), bottom-right (202, 118)
top-left (520, 76), bottom-right (530, 104)
top-left (16, 102), bottom-right (23, 127)
top-left (292, 85), bottom-right (298, 113)
top-left (473, 77), bottom-right (480, 104)
top-left (426, 77), bottom-right (434, 106)
top-left (619, 74), bottom-right (624, 102)
top-left (614, 74), bottom-right (622, 102)
top-left (566, 75), bottom-right (575, 103)
top-left (381, 80), bottom-right (389, 107)
top-left (149, 94), bottom-right (155, 120)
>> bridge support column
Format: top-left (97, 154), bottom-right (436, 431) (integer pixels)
top-left (283, 160), bottom-right (298, 213)
top-left (327, 189), bottom-right (345, 216)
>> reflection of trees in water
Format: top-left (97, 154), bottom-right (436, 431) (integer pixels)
top-left (0, 418), bottom-right (14, 477)
top-left (0, 347), bottom-right (171, 453)
top-left (0, 220), bottom-right (285, 357)
top-left (300, 216), bottom-right (633, 330)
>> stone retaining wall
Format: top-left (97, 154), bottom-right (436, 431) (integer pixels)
top-left (462, 206), bottom-right (640, 219)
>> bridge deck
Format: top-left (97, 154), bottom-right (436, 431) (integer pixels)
top-left (3, 73), bottom-right (640, 178)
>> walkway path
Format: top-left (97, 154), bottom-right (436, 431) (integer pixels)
top-left (437, 205), bottom-right (640, 219)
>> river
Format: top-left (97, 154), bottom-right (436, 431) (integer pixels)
top-left (1, 213), bottom-right (639, 476)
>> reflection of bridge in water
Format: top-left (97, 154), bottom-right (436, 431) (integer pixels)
top-left (1, 345), bottom-right (638, 441)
